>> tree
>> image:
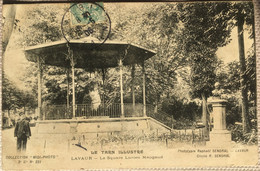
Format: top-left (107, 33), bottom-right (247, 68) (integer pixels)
top-left (2, 75), bottom-right (21, 112)
top-left (245, 46), bottom-right (256, 106)
top-left (107, 3), bottom-right (190, 110)
top-left (2, 5), bottom-right (17, 54)
top-left (206, 2), bottom-right (255, 133)
top-left (15, 4), bottom-right (123, 108)
top-left (213, 45), bottom-right (256, 128)
top-left (234, 2), bottom-right (254, 133)
top-left (213, 61), bottom-right (242, 126)
top-left (2, 74), bottom-right (36, 113)
top-left (10, 3), bottom-right (185, 113)
top-left (7, 2), bottom-right (255, 132)
top-left (177, 2), bottom-right (233, 138)
top-left (210, 2), bottom-right (255, 133)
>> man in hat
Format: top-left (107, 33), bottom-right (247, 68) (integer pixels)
top-left (14, 114), bottom-right (31, 151)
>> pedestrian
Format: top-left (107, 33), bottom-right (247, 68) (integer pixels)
top-left (14, 114), bottom-right (31, 152)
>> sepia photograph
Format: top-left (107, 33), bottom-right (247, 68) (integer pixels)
top-left (1, 1), bottom-right (258, 169)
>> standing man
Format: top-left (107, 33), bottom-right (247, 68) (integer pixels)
top-left (14, 114), bottom-right (31, 152)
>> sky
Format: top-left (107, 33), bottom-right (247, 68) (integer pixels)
top-left (216, 26), bottom-right (254, 64)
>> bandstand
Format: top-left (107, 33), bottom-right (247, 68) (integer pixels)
top-left (24, 39), bottom-right (171, 136)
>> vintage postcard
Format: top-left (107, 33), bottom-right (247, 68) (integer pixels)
top-left (1, 1), bottom-right (259, 170)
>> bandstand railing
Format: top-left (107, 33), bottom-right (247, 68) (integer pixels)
top-left (44, 103), bottom-right (150, 120)
top-left (44, 103), bottom-right (175, 129)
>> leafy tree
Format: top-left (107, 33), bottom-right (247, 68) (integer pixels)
top-left (209, 2), bottom-right (255, 133)
top-left (107, 3), bottom-right (189, 110)
top-left (2, 75), bottom-right (21, 112)
top-left (245, 46), bottom-right (256, 105)
top-left (228, 2), bottom-right (254, 133)
top-left (17, 4), bottom-right (65, 47)
top-left (177, 2), bottom-right (233, 137)
top-left (2, 74), bottom-right (36, 113)
top-left (5, 2), bottom-right (256, 135)
top-left (15, 4), bottom-right (123, 109)
top-left (213, 62), bottom-right (242, 126)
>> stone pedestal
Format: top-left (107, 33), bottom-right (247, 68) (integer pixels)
top-left (209, 129), bottom-right (231, 146)
top-left (208, 98), bottom-right (232, 146)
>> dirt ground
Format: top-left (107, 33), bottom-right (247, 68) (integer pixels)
top-left (2, 127), bottom-right (258, 170)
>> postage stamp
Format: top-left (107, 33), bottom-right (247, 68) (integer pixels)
top-left (1, 0), bottom-right (260, 170)
top-left (61, 2), bottom-right (111, 47)
top-left (70, 2), bottom-right (105, 25)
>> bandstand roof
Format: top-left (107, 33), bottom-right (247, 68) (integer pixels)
top-left (24, 39), bottom-right (156, 70)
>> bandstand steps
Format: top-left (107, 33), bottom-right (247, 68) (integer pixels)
top-left (147, 110), bottom-right (175, 133)
top-left (148, 117), bottom-right (172, 133)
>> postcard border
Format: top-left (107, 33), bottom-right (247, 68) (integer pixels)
top-left (0, 0), bottom-right (260, 170)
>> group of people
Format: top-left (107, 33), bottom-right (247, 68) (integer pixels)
top-left (14, 114), bottom-right (31, 152)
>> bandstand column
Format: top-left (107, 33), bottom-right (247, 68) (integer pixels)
top-left (68, 46), bottom-right (76, 118)
top-left (71, 64), bottom-right (76, 118)
top-left (119, 58), bottom-right (125, 118)
top-left (66, 68), bottom-right (70, 117)
top-left (131, 64), bottom-right (136, 112)
top-left (142, 62), bottom-right (147, 117)
top-left (102, 68), bottom-right (106, 116)
top-left (37, 56), bottom-right (43, 120)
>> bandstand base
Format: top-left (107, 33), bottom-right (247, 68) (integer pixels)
top-left (34, 117), bottom-right (171, 140)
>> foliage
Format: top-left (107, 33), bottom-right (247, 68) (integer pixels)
top-left (17, 5), bottom-right (65, 46)
top-left (2, 75), bottom-right (21, 110)
top-left (177, 2), bottom-right (234, 99)
top-left (230, 124), bottom-right (257, 145)
top-left (213, 46), bottom-right (256, 126)
top-left (14, 3), bottom-right (231, 107)
top-left (4, 2), bottom-right (256, 134)
top-left (107, 3), bottom-right (188, 106)
top-left (161, 96), bottom-right (201, 122)
top-left (245, 45), bottom-right (256, 103)
top-left (229, 2), bottom-right (255, 38)
top-left (212, 61), bottom-right (242, 125)
top-left (2, 74), bottom-right (36, 111)
top-left (189, 52), bottom-right (218, 99)
top-left (231, 2), bottom-right (255, 133)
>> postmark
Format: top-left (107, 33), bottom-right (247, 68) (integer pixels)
top-left (61, 2), bottom-right (111, 48)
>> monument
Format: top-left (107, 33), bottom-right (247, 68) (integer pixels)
top-left (208, 98), bottom-right (232, 146)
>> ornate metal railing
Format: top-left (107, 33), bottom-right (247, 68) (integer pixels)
top-left (44, 103), bottom-right (147, 120)
top-left (44, 103), bottom-right (175, 130)
top-left (44, 105), bottom-right (71, 120)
